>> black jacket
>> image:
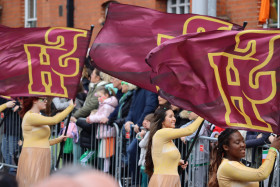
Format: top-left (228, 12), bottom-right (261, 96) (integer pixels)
top-left (76, 118), bottom-right (96, 149)
top-left (0, 98), bottom-right (22, 137)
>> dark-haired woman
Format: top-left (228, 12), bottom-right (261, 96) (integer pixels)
top-left (16, 97), bottom-right (74, 187)
top-left (208, 128), bottom-right (280, 187)
top-left (145, 107), bottom-right (204, 187)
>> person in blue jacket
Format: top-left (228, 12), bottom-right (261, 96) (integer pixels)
top-left (123, 88), bottom-right (158, 185)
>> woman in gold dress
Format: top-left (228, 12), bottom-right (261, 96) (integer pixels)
top-left (16, 97), bottom-right (74, 187)
top-left (145, 106), bottom-right (203, 187)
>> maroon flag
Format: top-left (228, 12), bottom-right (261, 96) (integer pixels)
top-left (0, 25), bottom-right (91, 99)
top-left (90, 3), bottom-right (242, 93)
top-left (146, 29), bottom-right (280, 134)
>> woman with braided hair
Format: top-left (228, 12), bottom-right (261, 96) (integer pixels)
top-left (208, 128), bottom-right (280, 187)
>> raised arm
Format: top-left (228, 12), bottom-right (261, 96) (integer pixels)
top-left (221, 149), bottom-right (277, 181)
top-left (25, 104), bottom-right (74, 126)
top-left (0, 101), bottom-right (16, 113)
top-left (156, 117), bottom-right (204, 142)
top-left (0, 103), bottom-right (7, 113)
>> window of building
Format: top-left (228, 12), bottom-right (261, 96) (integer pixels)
top-left (59, 5), bottom-right (63, 17)
top-left (167, 0), bottom-right (190, 14)
top-left (25, 0), bottom-right (37, 27)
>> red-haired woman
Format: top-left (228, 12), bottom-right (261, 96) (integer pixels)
top-left (0, 100), bottom-right (16, 112)
top-left (16, 97), bottom-right (74, 187)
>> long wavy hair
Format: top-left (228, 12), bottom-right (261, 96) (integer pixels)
top-left (145, 106), bottom-right (171, 177)
top-left (208, 128), bottom-right (238, 187)
top-left (19, 97), bottom-right (39, 118)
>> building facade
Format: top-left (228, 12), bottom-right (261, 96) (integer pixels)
top-left (0, 0), bottom-right (277, 41)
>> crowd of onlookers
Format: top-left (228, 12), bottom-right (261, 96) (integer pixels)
top-left (0, 66), bottom-right (277, 187)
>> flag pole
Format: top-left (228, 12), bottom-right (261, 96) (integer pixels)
top-left (55, 25), bottom-right (95, 170)
top-left (184, 120), bottom-right (204, 163)
top-left (85, 25), bottom-right (95, 69)
top-left (242, 21), bottom-right (248, 30)
top-left (55, 111), bottom-right (72, 170)
top-left (55, 111), bottom-right (72, 169)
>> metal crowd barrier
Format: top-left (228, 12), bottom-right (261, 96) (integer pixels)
top-left (51, 120), bottom-right (120, 180)
top-left (0, 109), bottom-right (22, 174)
top-left (0, 111), bottom-right (280, 187)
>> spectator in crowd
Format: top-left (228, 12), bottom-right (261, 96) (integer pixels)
top-left (52, 97), bottom-right (70, 113)
top-left (124, 88), bottom-right (158, 135)
top-left (208, 128), bottom-right (280, 187)
top-left (136, 113), bottom-right (154, 187)
top-left (86, 87), bottom-right (118, 172)
top-left (16, 97), bottom-right (74, 187)
top-left (145, 106), bottom-right (203, 187)
top-left (103, 74), bottom-right (119, 95)
top-left (124, 88), bottom-right (158, 184)
top-left (100, 77), bottom-right (123, 125)
top-left (81, 66), bottom-right (91, 93)
top-left (157, 95), bottom-right (169, 106)
top-left (112, 77), bottom-right (123, 100)
top-left (0, 98), bottom-right (19, 175)
top-left (105, 81), bottom-right (136, 128)
top-left (107, 81), bottom-right (136, 168)
top-left (34, 165), bottom-right (118, 187)
top-left (0, 172), bottom-right (18, 187)
top-left (180, 111), bottom-right (213, 187)
top-left (71, 69), bottom-right (108, 122)
top-left (75, 82), bottom-right (87, 111)
top-left (74, 70), bottom-right (108, 161)
top-left (209, 126), bottom-right (224, 159)
top-left (242, 131), bottom-right (275, 167)
top-left (171, 105), bottom-right (190, 128)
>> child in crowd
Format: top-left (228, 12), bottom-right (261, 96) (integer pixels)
top-left (136, 113), bottom-right (154, 187)
top-left (86, 87), bottom-right (118, 172)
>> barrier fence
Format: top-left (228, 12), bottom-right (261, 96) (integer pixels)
top-left (0, 112), bottom-right (279, 187)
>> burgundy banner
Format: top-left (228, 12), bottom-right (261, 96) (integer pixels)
top-left (0, 25), bottom-right (90, 99)
top-left (146, 30), bottom-right (280, 134)
top-left (90, 3), bottom-right (243, 93)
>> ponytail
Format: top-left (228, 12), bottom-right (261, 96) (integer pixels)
top-left (208, 128), bottom-right (238, 187)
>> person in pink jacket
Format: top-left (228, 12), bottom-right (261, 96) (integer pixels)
top-left (86, 87), bottom-right (118, 172)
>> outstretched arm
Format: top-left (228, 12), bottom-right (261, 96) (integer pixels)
top-left (156, 117), bottom-right (204, 142)
top-left (0, 101), bottom-right (16, 113)
top-left (221, 149), bottom-right (277, 182)
top-left (25, 105), bottom-right (74, 126)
